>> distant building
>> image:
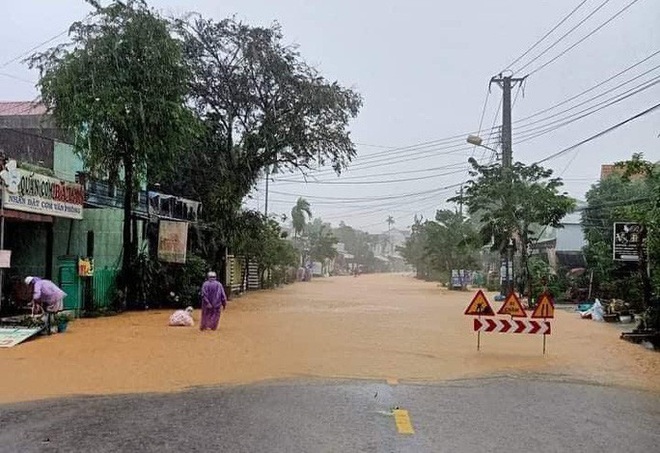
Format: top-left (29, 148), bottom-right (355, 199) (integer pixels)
top-left (531, 202), bottom-right (587, 272)
top-left (600, 163), bottom-right (648, 181)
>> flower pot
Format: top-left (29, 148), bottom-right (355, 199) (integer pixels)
top-left (57, 321), bottom-right (68, 333)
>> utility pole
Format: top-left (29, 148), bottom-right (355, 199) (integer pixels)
top-left (490, 73), bottom-right (526, 295)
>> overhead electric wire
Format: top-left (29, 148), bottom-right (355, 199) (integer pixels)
top-left (503, 0), bottom-right (590, 71)
top-left (535, 101), bottom-right (660, 164)
top-left (514, 76), bottom-right (660, 144)
top-left (470, 85), bottom-right (492, 159)
top-left (277, 50), bottom-right (660, 181)
top-left (511, 0), bottom-right (613, 74)
top-left (0, 29), bottom-right (70, 68)
top-left (268, 184), bottom-right (463, 203)
top-left (526, 0), bottom-right (644, 76)
top-left (275, 166), bottom-right (469, 185)
top-left (0, 72), bottom-right (35, 84)
top-left (275, 162), bottom-right (467, 184)
top-left (276, 66), bottom-right (657, 185)
top-left (517, 48), bottom-right (660, 123)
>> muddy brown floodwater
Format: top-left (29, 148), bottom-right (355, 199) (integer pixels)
top-left (1, 274), bottom-right (659, 403)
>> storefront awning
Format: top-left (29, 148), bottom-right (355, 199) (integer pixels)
top-left (3, 209), bottom-right (53, 223)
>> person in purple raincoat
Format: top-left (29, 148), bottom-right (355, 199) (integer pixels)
top-left (25, 276), bottom-right (66, 313)
top-left (200, 271), bottom-right (227, 331)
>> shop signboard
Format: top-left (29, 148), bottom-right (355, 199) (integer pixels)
top-left (78, 257), bottom-right (94, 277)
top-left (158, 220), bottom-right (188, 264)
top-left (1, 161), bottom-right (84, 220)
top-left (613, 222), bottom-right (643, 261)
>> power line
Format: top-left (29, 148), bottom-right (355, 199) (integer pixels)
top-left (286, 62), bottom-right (658, 184)
top-left (517, 48), bottom-right (660, 123)
top-left (269, 182), bottom-right (465, 203)
top-left (503, 0), bottom-right (589, 71)
top-left (515, 76), bottom-right (660, 144)
top-left (512, 0), bottom-right (613, 74)
top-left (470, 85), bottom-right (492, 159)
top-left (535, 101), bottom-right (660, 164)
top-left (527, 0), bottom-right (643, 76)
top-left (274, 167), bottom-right (468, 185)
top-left (0, 72), bottom-right (35, 84)
top-left (0, 29), bottom-right (70, 69)
top-left (275, 162), bottom-right (468, 184)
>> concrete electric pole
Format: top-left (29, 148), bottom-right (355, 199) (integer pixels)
top-left (490, 74), bottom-right (526, 295)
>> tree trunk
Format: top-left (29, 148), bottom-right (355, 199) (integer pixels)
top-left (638, 225), bottom-right (651, 309)
top-left (521, 229), bottom-right (530, 298)
top-left (122, 154), bottom-right (136, 308)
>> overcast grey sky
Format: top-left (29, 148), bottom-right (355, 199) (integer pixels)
top-left (2, 0), bottom-right (659, 233)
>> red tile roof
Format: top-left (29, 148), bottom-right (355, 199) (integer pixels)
top-left (0, 101), bottom-right (47, 116)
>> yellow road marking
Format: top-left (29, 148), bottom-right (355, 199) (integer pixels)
top-left (386, 378), bottom-right (399, 385)
top-left (392, 409), bottom-right (415, 434)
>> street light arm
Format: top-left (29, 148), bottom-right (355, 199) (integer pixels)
top-left (466, 135), bottom-right (499, 159)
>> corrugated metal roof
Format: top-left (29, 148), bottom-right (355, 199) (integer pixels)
top-left (0, 101), bottom-right (47, 116)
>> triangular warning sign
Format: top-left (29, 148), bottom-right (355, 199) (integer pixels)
top-left (464, 289), bottom-right (495, 316)
top-left (531, 293), bottom-right (555, 319)
top-left (497, 292), bottom-right (527, 318)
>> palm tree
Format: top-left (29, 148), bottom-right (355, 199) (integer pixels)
top-left (291, 197), bottom-right (312, 238)
top-left (386, 215), bottom-right (395, 255)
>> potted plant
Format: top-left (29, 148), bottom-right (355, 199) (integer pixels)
top-left (54, 313), bottom-right (72, 333)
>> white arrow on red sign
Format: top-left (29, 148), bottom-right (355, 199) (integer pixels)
top-left (473, 318), bottom-right (551, 335)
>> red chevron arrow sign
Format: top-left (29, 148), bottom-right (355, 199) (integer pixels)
top-left (473, 318), bottom-right (551, 335)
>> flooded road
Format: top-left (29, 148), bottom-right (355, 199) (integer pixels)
top-left (1, 274), bottom-right (658, 403)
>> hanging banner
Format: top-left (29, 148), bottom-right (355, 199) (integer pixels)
top-left (158, 220), bottom-right (188, 263)
top-left (1, 162), bottom-right (84, 220)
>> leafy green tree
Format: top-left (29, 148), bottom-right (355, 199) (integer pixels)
top-left (398, 215), bottom-right (430, 279)
top-left (583, 153), bottom-right (659, 308)
top-left (231, 210), bottom-right (299, 288)
top-left (332, 222), bottom-right (377, 271)
top-left (29, 0), bottom-right (193, 305)
top-left (159, 16), bottom-right (361, 267)
top-left (454, 158), bottom-right (575, 295)
top-left (399, 211), bottom-right (479, 284)
top-left (425, 210), bottom-right (479, 278)
top-left (308, 221), bottom-right (338, 268)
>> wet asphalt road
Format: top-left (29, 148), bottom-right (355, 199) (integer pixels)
top-left (1, 377), bottom-right (658, 453)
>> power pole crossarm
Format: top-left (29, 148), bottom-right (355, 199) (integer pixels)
top-left (490, 74), bottom-right (527, 170)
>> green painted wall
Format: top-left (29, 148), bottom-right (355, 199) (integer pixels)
top-left (53, 141), bottom-right (84, 182)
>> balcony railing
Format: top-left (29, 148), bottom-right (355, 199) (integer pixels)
top-left (80, 175), bottom-right (200, 222)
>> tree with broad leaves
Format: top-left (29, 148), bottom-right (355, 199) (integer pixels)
top-left (583, 153), bottom-right (659, 310)
top-left (398, 211), bottom-right (479, 284)
top-left (582, 166), bottom-right (649, 304)
top-left (29, 0), bottom-right (193, 307)
top-left (176, 16), bottom-right (361, 175)
top-left (452, 157), bottom-right (575, 296)
top-left (231, 210), bottom-right (298, 289)
top-left (307, 220), bottom-right (338, 274)
top-left (397, 215), bottom-right (429, 279)
top-left (157, 16), bottom-right (361, 267)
